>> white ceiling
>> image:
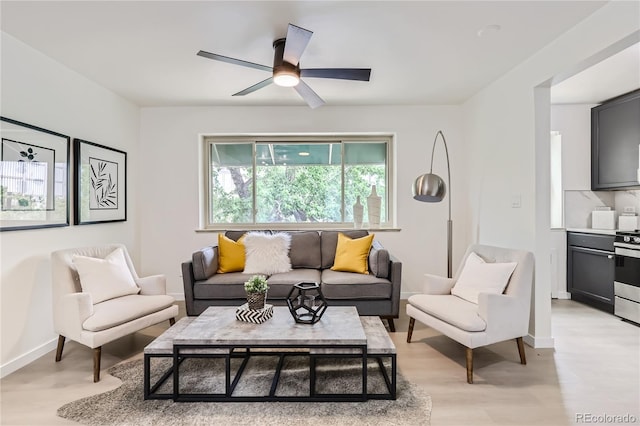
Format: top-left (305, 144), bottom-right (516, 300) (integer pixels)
top-left (551, 42), bottom-right (640, 105)
top-left (1, 1), bottom-right (622, 108)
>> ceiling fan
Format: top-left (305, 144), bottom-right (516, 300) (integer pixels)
top-left (197, 23), bottom-right (372, 109)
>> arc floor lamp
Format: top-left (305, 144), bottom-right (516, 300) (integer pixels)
top-left (412, 130), bottom-right (453, 278)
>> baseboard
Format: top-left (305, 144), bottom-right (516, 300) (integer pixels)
top-left (0, 337), bottom-right (58, 379)
top-left (555, 291), bottom-right (571, 300)
top-left (524, 333), bottom-right (555, 349)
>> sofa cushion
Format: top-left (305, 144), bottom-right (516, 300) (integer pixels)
top-left (321, 230), bottom-right (370, 269)
top-left (193, 271), bottom-right (307, 300)
top-left (288, 231), bottom-right (321, 269)
top-left (72, 247), bottom-right (140, 304)
top-left (82, 294), bottom-right (175, 332)
top-left (267, 269), bottom-right (322, 287)
top-left (451, 252), bottom-right (517, 304)
top-left (217, 234), bottom-right (245, 273)
top-left (243, 232), bottom-right (292, 275)
top-left (369, 241), bottom-right (390, 278)
top-left (194, 272), bottom-right (256, 299)
top-left (331, 233), bottom-right (374, 274)
top-left (225, 230), bottom-right (252, 241)
top-left (321, 269), bottom-right (391, 299)
top-left (407, 294), bottom-right (487, 332)
top-left (192, 246), bottom-right (218, 281)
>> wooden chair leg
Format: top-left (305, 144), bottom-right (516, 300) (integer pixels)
top-left (55, 335), bottom-right (65, 362)
top-left (516, 337), bottom-right (527, 365)
top-left (169, 317), bottom-right (176, 326)
top-left (93, 347), bottom-right (102, 383)
top-left (466, 347), bottom-right (474, 384)
top-left (407, 317), bottom-right (415, 343)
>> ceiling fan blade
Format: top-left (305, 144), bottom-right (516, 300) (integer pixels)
top-left (300, 68), bottom-right (371, 81)
top-left (294, 80), bottom-right (325, 109)
top-left (197, 50), bottom-right (272, 72)
top-left (232, 77), bottom-right (274, 96)
top-left (283, 24), bottom-right (313, 66)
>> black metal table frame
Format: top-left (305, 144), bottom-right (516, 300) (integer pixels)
top-left (143, 349), bottom-right (396, 401)
top-left (310, 352), bottom-right (397, 400)
top-left (170, 343), bottom-right (369, 402)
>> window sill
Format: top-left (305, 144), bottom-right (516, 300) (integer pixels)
top-left (195, 227), bottom-right (401, 233)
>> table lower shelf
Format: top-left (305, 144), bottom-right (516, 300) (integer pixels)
top-left (144, 348), bottom-right (396, 402)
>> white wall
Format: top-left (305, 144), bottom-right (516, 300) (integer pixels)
top-left (138, 105), bottom-right (468, 299)
top-left (0, 33), bottom-right (140, 377)
top-left (551, 104), bottom-right (596, 191)
top-left (462, 1), bottom-right (639, 347)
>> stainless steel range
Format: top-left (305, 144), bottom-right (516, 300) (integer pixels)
top-left (614, 231), bottom-right (640, 325)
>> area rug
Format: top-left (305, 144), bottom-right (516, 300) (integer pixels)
top-left (58, 356), bottom-right (431, 425)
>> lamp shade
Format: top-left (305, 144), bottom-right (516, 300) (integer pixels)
top-left (413, 172), bottom-right (446, 202)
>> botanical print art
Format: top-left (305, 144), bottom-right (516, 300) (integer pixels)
top-left (1, 138), bottom-right (56, 211)
top-left (89, 156), bottom-right (118, 210)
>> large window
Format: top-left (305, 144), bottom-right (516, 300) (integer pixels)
top-left (202, 135), bottom-right (393, 229)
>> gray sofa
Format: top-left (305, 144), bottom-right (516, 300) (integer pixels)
top-left (181, 230), bottom-right (402, 331)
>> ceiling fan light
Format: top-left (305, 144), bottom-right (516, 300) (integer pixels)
top-left (274, 70), bottom-right (300, 87)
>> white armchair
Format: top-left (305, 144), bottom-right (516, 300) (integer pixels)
top-left (51, 244), bottom-right (179, 382)
top-left (406, 244), bottom-right (534, 383)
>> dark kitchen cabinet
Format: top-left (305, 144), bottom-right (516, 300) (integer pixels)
top-left (591, 89), bottom-right (640, 190)
top-left (567, 232), bottom-right (615, 313)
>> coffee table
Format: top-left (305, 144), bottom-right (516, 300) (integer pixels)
top-left (143, 306), bottom-right (396, 402)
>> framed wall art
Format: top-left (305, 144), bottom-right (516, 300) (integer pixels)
top-left (74, 138), bottom-right (127, 225)
top-left (0, 117), bottom-right (70, 231)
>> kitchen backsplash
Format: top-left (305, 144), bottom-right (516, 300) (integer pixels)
top-left (564, 190), bottom-right (640, 229)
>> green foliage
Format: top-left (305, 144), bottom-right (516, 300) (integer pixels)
top-left (209, 163), bottom-right (386, 224)
top-left (244, 275), bottom-right (268, 293)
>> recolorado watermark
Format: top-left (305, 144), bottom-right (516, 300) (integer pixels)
top-left (576, 413), bottom-right (638, 424)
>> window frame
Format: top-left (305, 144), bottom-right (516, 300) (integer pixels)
top-left (199, 133), bottom-right (395, 231)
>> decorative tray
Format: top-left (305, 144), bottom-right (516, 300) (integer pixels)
top-left (235, 303), bottom-right (274, 324)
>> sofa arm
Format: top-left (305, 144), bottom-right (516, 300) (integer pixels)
top-left (54, 293), bottom-right (93, 339)
top-left (477, 293), bottom-right (529, 342)
top-left (137, 274), bottom-right (167, 295)
top-left (192, 245), bottom-right (219, 281)
top-left (182, 261), bottom-right (198, 316)
top-left (423, 274), bottom-right (456, 295)
top-left (388, 254), bottom-right (403, 317)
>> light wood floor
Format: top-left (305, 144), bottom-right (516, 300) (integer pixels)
top-left (1, 300), bottom-right (638, 425)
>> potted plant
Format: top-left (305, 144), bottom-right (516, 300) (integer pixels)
top-left (244, 275), bottom-right (269, 310)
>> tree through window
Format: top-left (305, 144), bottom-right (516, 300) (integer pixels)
top-left (203, 135), bottom-right (392, 229)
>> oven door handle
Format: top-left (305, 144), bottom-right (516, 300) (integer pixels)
top-left (615, 247), bottom-right (640, 259)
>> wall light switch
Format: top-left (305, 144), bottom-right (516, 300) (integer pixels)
top-left (511, 195), bottom-right (521, 208)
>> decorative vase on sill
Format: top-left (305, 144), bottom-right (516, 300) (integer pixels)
top-left (367, 184), bottom-right (381, 228)
top-left (353, 196), bottom-right (364, 229)
top-left (244, 275), bottom-right (269, 310)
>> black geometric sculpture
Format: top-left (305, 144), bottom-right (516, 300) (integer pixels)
top-left (286, 282), bottom-right (328, 324)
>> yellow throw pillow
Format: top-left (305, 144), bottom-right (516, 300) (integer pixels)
top-left (331, 233), bottom-right (374, 274)
top-left (217, 234), bottom-right (245, 273)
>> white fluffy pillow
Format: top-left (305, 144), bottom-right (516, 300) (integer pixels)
top-left (243, 232), bottom-right (292, 275)
top-left (451, 252), bottom-right (517, 304)
top-left (72, 247), bottom-right (140, 304)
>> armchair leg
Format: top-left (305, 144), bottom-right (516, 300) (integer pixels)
top-left (466, 347), bottom-right (473, 384)
top-left (169, 317), bottom-right (176, 326)
top-left (516, 337), bottom-right (527, 365)
top-left (93, 347), bottom-right (102, 383)
top-left (55, 335), bottom-right (65, 362)
top-left (407, 317), bottom-right (415, 343)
